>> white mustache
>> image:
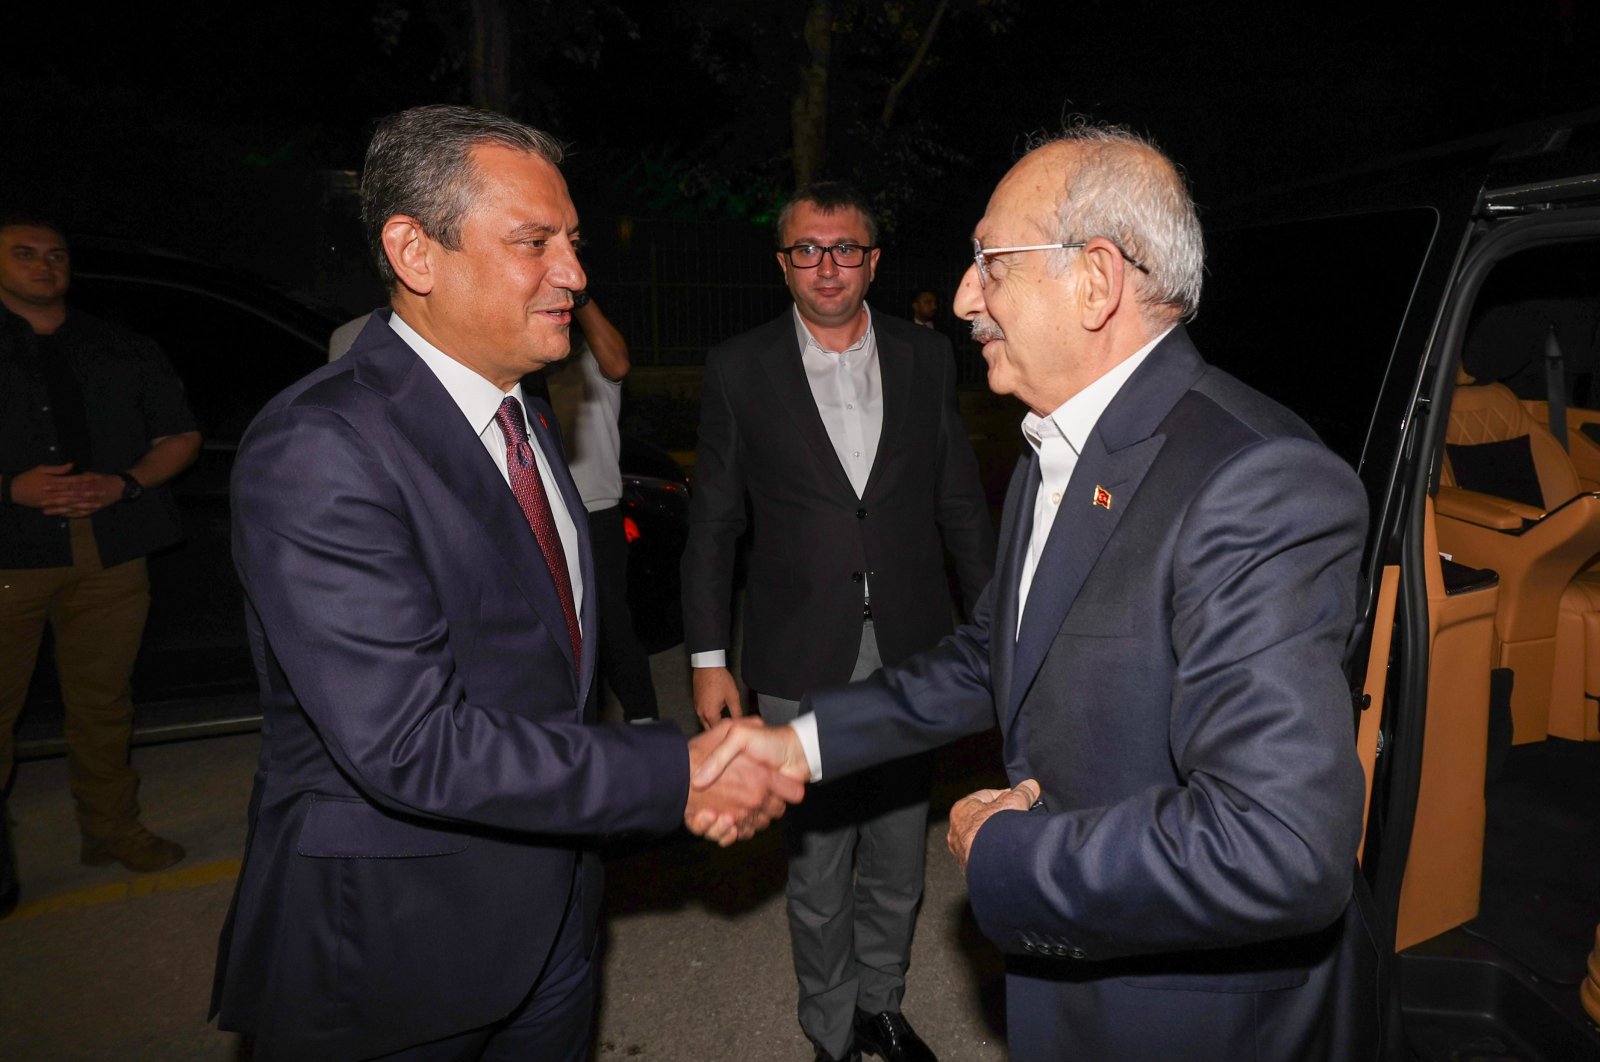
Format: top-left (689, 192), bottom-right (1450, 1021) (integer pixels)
top-left (970, 319), bottom-right (1005, 344)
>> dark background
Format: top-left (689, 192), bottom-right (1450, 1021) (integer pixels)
top-left (4, 0), bottom-right (1599, 316)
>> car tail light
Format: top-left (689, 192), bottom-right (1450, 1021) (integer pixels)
top-left (623, 516), bottom-right (642, 543)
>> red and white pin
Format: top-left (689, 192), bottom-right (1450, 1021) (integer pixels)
top-left (1092, 485), bottom-right (1113, 510)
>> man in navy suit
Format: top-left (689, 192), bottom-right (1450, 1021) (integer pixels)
top-left (210, 105), bottom-right (802, 1061)
top-left (699, 126), bottom-right (1381, 1060)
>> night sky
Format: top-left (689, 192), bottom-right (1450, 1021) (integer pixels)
top-left (5, 1), bottom-right (1598, 306)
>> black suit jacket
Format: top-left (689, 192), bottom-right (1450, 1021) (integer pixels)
top-left (806, 327), bottom-right (1381, 1060)
top-left (211, 313), bottom-right (691, 1059)
top-left (681, 309), bottom-right (994, 698)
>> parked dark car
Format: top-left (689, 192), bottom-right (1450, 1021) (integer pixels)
top-left (1188, 112), bottom-right (1600, 1059)
top-left (17, 240), bottom-right (688, 753)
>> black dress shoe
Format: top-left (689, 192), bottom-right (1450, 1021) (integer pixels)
top-left (853, 1009), bottom-right (936, 1062)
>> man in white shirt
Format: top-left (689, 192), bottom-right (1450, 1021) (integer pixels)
top-left (696, 126), bottom-right (1379, 1062)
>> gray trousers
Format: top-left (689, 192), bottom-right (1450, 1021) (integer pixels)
top-left (758, 621), bottom-right (932, 1059)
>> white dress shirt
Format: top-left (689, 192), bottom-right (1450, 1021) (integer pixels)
top-left (791, 327), bottom-right (1173, 779)
top-left (389, 312), bottom-right (584, 627)
top-left (1015, 328), bottom-right (1169, 634)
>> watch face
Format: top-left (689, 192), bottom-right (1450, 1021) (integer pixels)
top-left (120, 474), bottom-right (143, 501)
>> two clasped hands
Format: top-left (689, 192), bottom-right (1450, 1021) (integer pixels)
top-left (683, 713), bottom-right (1042, 872)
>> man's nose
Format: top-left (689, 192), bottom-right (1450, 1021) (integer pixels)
top-left (816, 249), bottom-right (840, 277)
top-left (553, 242), bottom-right (587, 293)
top-left (952, 265), bottom-right (984, 319)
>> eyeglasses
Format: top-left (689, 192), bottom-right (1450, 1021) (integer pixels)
top-left (778, 243), bottom-right (874, 268)
top-left (970, 237), bottom-right (1150, 288)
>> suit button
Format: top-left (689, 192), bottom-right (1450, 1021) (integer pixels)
top-left (1021, 940), bottom-right (1037, 954)
top-left (851, 571), bottom-right (863, 582)
top-left (1068, 947), bottom-right (1087, 960)
top-left (856, 508), bottom-right (867, 519)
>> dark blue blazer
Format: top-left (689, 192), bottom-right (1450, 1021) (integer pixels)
top-left (806, 327), bottom-right (1382, 1060)
top-left (210, 313), bottom-right (691, 1059)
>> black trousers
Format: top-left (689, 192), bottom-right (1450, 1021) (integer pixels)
top-left (587, 504), bottom-right (658, 722)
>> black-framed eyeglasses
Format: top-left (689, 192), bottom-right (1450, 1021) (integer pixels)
top-left (970, 237), bottom-right (1150, 288)
top-left (778, 243), bottom-right (875, 268)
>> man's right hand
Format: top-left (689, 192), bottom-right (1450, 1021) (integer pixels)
top-left (7, 463), bottom-right (76, 509)
top-left (693, 666), bottom-right (744, 729)
top-left (684, 718), bottom-right (806, 845)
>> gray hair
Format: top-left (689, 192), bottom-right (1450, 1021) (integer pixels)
top-left (361, 105), bottom-right (565, 287)
top-left (1024, 124), bottom-right (1204, 321)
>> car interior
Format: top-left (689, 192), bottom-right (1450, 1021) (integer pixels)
top-left (1403, 237), bottom-right (1600, 1057)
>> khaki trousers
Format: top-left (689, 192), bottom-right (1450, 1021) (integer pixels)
top-left (0, 518), bottom-right (150, 840)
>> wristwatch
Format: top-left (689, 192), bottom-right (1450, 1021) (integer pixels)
top-left (118, 473), bottom-right (144, 502)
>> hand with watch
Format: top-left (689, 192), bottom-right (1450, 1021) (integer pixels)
top-left (2, 464), bottom-right (143, 516)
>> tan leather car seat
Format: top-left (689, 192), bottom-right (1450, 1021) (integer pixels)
top-left (1435, 370), bottom-right (1600, 743)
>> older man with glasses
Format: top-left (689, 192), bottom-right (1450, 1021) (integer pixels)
top-left (682, 181), bottom-right (994, 1062)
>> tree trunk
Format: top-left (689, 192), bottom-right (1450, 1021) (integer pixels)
top-left (791, 0), bottom-right (832, 189)
top-left (468, 0), bottom-right (512, 114)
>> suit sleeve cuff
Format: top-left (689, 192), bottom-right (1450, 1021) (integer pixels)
top-left (690, 650), bottom-right (727, 668)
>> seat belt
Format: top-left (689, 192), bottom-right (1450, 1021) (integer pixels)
top-left (1546, 323), bottom-right (1569, 450)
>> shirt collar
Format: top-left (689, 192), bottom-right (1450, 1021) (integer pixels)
top-left (388, 311), bottom-right (526, 436)
top-left (1021, 326), bottom-right (1174, 456)
top-left (792, 303), bottom-right (874, 357)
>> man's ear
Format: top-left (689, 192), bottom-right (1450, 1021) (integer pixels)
top-left (381, 216), bottom-right (436, 296)
top-left (1078, 239), bottom-right (1126, 332)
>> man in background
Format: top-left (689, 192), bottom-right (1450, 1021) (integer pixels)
top-left (0, 214), bottom-right (200, 913)
top-left (682, 182), bottom-right (994, 1062)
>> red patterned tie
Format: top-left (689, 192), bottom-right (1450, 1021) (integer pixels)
top-left (494, 396), bottom-right (582, 670)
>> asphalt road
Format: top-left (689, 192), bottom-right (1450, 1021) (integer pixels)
top-left (1, 648), bottom-right (1012, 1061)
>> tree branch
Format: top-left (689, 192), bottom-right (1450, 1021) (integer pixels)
top-left (879, 0), bottom-right (950, 129)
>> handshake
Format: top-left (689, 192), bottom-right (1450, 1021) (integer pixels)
top-left (683, 717), bottom-right (807, 846)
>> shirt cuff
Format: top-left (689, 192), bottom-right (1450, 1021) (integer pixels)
top-left (689, 651), bottom-right (727, 668)
top-left (790, 712), bottom-right (824, 782)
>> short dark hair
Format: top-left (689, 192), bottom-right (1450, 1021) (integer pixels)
top-left (775, 182), bottom-right (879, 247)
top-left (0, 211), bottom-right (66, 241)
top-left (361, 105), bottom-right (565, 288)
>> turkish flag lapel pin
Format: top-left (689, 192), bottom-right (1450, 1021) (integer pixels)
top-left (1092, 485), bottom-right (1113, 510)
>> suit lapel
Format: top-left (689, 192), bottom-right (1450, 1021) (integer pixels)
top-left (757, 316), bottom-right (862, 499)
top-left (990, 452), bottom-right (1036, 731)
top-left (357, 324), bottom-right (582, 696)
top-left (862, 320), bottom-right (911, 497)
top-left (1003, 327), bottom-right (1208, 725)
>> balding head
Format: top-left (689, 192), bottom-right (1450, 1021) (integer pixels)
top-left (1016, 127), bottom-right (1204, 323)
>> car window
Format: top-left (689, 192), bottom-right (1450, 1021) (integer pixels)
top-left (1461, 240), bottom-right (1600, 406)
top-left (68, 277), bottom-right (327, 444)
top-left (1190, 208), bottom-right (1439, 468)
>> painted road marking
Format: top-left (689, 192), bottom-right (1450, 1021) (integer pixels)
top-left (1, 857), bottom-right (241, 923)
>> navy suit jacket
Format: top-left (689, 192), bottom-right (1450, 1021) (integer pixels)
top-left (211, 313), bottom-right (691, 1059)
top-left (805, 327), bottom-right (1382, 1060)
